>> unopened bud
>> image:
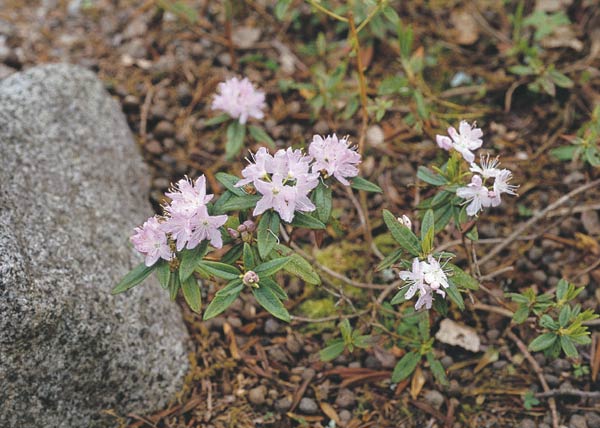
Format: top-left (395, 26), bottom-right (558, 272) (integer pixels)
top-left (242, 220), bottom-right (256, 232)
top-left (241, 231), bottom-right (252, 243)
top-left (397, 215), bottom-right (412, 229)
top-left (237, 224), bottom-right (247, 233)
top-left (227, 227), bottom-right (240, 239)
top-left (242, 270), bottom-right (260, 287)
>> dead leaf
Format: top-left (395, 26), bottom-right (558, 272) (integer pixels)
top-left (474, 347), bottom-right (499, 373)
top-left (319, 402), bottom-right (340, 425)
top-left (435, 319), bottom-right (481, 352)
top-left (540, 26), bottom-right (584, 51)
top-left (575, 232), bottom-right (600, 255)
top-left (410, 366), bottom-right (425, 399)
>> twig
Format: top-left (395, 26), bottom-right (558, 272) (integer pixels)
top-left (140, 84), bottom-right (154, 144)
top-left (535, 389), bottom-right (600, 399)
top-left (306, 0), bottom-right (348, 22)
top-left (506, 330), bottom-right (559, 428)
top-left (479, 179), bottom-right (600, 266)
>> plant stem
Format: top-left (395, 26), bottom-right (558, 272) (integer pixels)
top-left (306, 0), bottom-right (348, 22)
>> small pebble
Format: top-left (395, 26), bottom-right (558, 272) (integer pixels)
top-left (335, 389), bottom-right (356, 408)
top-left (299, 397), bottom-right (318, 414)
top-left (552, 358), bottom-right (571, 372)
top-left (570, 414), bottom-right (589, 428)
top-left (275, 397), bottom-right (291, 412)
top-left (301, 368), bottom-right (316, 381)
top-left (339, 409), bottom-right (352, 423)
top-left (544, 374), bottom-right (560, 388)
top-left (586, 412), bottom-right (600, 428)
top-left (532, 270), bottom-right (548, 283)
top-left (424, 390), bottom-right (445, 410)
top-left (486, 329), bottom-right (500, 341)
top-left (248, 385), bottom-right (266, 405)
top-left (154, 120), bottom-right (175, 138)
top-left (264, 318), bottom-right (280, 334)
top-left (366, 125), bottom-right (385, 147)
top-left (440, 355), bottom-right (454, 369)
top-left (518, 419), bottom-right (536, 428)
top-left (145, 139), bottom-right (162, 154)
top-left (286, 334), bottom-right (303, 354)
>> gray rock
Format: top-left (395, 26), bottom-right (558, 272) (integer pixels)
top-left (0, 64), bottom-right (189, 428)
top-left (586, 412), bottom-right (600, 428)
top-left (424, 390), bottom-right (445, 410)
top-left (518, 419), bottom-right (536, 428)
top-left (275, 397), bottom-right (292, 412)
top-left (335, 389), bottom-right (356, 408)
top-left (570, 415), bottom-right (588, 428)
top-left (299, 397), bottom-right (319, 414)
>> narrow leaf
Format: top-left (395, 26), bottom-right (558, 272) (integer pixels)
top-left (181, 276), bottom-right (202, 313)
top-left (225, 121), bottom-right (246, 159)
top-left (257, 211), bottom-right (280, 259)
top-left (197, 261), bottom-right (241, 280)
top-left (289, 212), bottom-right (326, 229)
top-left (253, 285), bottom-right (291, 322)
top-left (221, 194), bottom-right (262, 211)
top-left (203, 288), bottom-right (241, 320)
top-left (254, 257), bottom-right (291, 276)
top-left (350, 176), bottom-right (383, 193)
top-left (320, 340), bottom-right (345, 362)
top-left (112, 263), bottom-right (155, 294)
top-left (215, 172), bottom-right (245, 196)
top-left (529, 333), bottom-right (558, 352)
top-left (179, 241), bottom-right (209, 283)
top-left (248, 125), bottom-right (275, 147)
top-left (391, 351), bottom-right (421, 383)
top-left (383, 209), bottom-right (421, 256)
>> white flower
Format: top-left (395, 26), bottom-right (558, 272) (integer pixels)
top-left (308, 134), bottom-right (361, 185)
top-left (456, 175), bottom-right (496, 216)
top-left (398, 258), bottom-right (426, 300)
top-left (470, 154), bottom-right (500, 179)
top-left (422, 256), bottom-right (450, 291)
top-left (494, 168), bottom-right (518, 196)
top-left (436, 121), bottom-right (483, 163)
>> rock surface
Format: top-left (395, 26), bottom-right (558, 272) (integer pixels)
top-left (0, 64), bottom-right (189, 428)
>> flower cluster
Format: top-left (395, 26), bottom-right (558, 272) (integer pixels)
top-left (237, 147), bottom-right (319, 222)
top-left (211, 77), bottom-right (266, 125)
top-left (309, 134), bottom-right (361, 185)
top-left (457, 155), bottom-right (518, 216)
top-left (237, 134), bottom-right (361, 222)
top-left (437, 121), bottom-right (518, 216)
top-left (398, 256), bottom-right (451, 310)
top-left (130, 176), bottom-right (227, 266)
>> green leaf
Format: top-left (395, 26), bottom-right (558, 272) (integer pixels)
top-left (320, 340), bottom-right (345, 362)
top-left (254, 257), bottom-right (291, 277)
top-left (413, 90), bottom-right (428, 119)
top-left (203, 113), bottom-right (230, 127)
top-left (550, 145), bottom-right (577, 161)
top-left (391, 351), bottom-right (421, 383)
top-left (243, 242), bottom-right (256, 270)
top-left (350, 176), bottom-right (383, 193)
top-left (225, 121), bottom-right (246, 159)
top-left (558, 305), bottom-right (571, 327)
top-left (257, 211), bottom-right (280, 259)
top-left (447, 263), bottom-right (479, 290)
top-left (376, 248), bottom-right (404, 271)
top-left (248, 125), bottom-right (275, 148)
top-left (197, 261), bottom-right (241, 280)
top-left (252, 285), bottom-right (291, 322)
top-left (382, 209), bottom-right (421, 256)
top-left (203, 287), bottom-right (242, 320)
top-left (181, 276), bottom-right (202, 313)
top-left (283, 252), bottom-right (321, 284)
top-left (155, 260), bottom-right (171, 290)
top-left (446, 280), bottom-right (465, 310)
top-left (529, 333), bottom-right (558, 352)
top-left (426, 352), bottom-right (449, 386)
top-left (216, 279), bottom-right (244, 296)
top-left (585, 146), bottom-right (600, 166)
top-left (168, 273), bottom-right (180, 301)
top-left (179, 241), bottom-right (209, 283)
top-left (260, 277), bottom-right (288, 300)
top-left (509, 65), bottom-right (535, 76)
top-left (513, 305), bottom-right (530, 324)
top-left (289, 212), bottom-right (326, 229)
top-left (560, 335), bottom-right (578, 358)
top-left (420, 209), bottom-right (435, 254)
top-left (390, 286), bottom-right (408, 305)
top-left (548, 69), bottom-right (574, 88)
top-left (112, 263), bottom-right (155, 294)
top-left (220, 243), bottom-right (243, 265)
top-left (340, 319), bottom-right (352, 344)
top-left (216, 172), bottom-right (245, 196)
top-left (417, 166), bottom-right (447, 186)
top-left (312, 182), bottom-right (333, 223)
top-left (221, 194), bottom-right (262, 211)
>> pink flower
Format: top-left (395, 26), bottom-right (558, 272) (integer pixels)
top-left (309, 134), bottom-right (361, 185)
top-left (456, 175), bottom-right (496, 216)
top-left (236, 147), bottom-right (273, 187)
top-left (238, 147), bottom-right (319, 222)
top-left (162, 175), bottom-right (227, 250)
top-left (399, 258), bottom-right (426, 301)
top-left (436, 121), bottom-right (483, 163)
top-left (211, 77), bottom-right (266, 125)
top-left (130, 216), bottom-right (172, 266)
top-left (186, 205), bottom-right (228, 249)
top-left (165, 176), bottom-right (213, 216)
top-left (470, 154), bottom-right (500, 179)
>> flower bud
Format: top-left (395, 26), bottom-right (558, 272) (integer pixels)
top-left (242, 219), bottom-right (256, 232)
top-left (397, 215), bottom-right (412, 230)
top-left (227, 227), bottom-right (240, 239)
top-left (242, 270), bottom-right (260, 287)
